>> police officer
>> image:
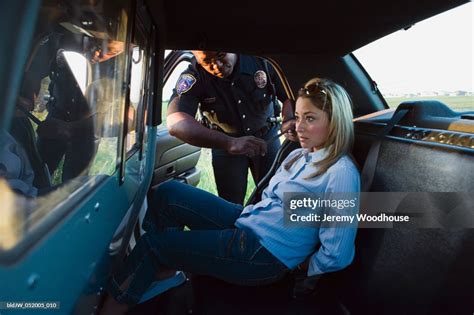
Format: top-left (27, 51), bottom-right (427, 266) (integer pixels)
top-left (167, 51), bottom-right (295, 204)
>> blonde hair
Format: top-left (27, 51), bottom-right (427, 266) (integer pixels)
top-left (284, 77), bottom-right (354, 178)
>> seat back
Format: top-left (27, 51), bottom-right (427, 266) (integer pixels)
top-left (336, 102), bottom-right (474, 314)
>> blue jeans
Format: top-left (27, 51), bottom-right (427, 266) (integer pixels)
top-left (108, 181), bottom-right (289, 306)
top-left (212, 124), bottom-right (281, 204)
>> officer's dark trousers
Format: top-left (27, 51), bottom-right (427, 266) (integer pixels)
top-left (211, 125), bottom-right (281, 205)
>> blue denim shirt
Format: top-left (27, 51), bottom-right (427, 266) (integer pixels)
top-left (235, 148), bottom-right (360, 276)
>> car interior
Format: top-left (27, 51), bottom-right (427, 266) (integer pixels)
top-left (136, 0), bottom-right (474, 314)
top-left (137, 56), bottom-right (474, 315)
top-left (0, 0), bottom-right (472, 314)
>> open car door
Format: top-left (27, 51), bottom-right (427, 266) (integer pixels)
top-left (150, 50), bottom-right (201, 191)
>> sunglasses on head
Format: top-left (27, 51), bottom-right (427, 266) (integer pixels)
top-left (299, 82), bottom-right (328, 109)
top-left (300, 82), bottom-right (327, 96)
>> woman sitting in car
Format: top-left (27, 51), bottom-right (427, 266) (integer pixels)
top-left (102, 77), bottom-right (360, 314)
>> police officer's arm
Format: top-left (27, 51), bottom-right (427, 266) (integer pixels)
top-left (168, 69), bottom-right (267, 156)
top-left (269, 64), bottom-right (297, 142)
top-left (167, 108), bottom-right (267, 157)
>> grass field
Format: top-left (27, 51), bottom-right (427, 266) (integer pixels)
top-left (384, 95), bottom-right (473, 110)
top-left (195, 148), bottom-right (256, 204)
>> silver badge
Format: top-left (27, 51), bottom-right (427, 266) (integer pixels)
top-left (254, 70), bottom-right (267, 88)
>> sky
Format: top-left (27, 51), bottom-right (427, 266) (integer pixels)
top-left (354, 2), bottom-right (473, 95)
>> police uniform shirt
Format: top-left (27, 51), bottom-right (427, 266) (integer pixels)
top-left (168, 54), bottom-right (287, 137)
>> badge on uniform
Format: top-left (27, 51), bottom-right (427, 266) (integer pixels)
top-left (176, 73), bottom-right (197, 95)
top-left (254, 70), bottom-right (267, 88)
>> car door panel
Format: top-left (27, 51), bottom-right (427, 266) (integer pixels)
top-left (0, 1), bottom-right (161, 314)
top-left (151, 51), bottom-right (201, 188)
top-left (152, 130), bottom-right (201, 187)
top-left (0, 175), bottom-right (135, 314)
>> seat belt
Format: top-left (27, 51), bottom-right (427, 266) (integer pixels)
top-left (361, 108), bottom-right (409, 192)
top-left (263, 59), bottom-right (280, 118)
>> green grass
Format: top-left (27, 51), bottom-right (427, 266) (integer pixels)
top-left (195, 148), bottom-right (256, 204)
top-left (51, 157), bottom-right (64, 185)
top-left (385, 95), bottom-right (473, 110)
top-left (89, 137), bottom-right (118, 176)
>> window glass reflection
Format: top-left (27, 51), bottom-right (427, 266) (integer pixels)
top-left (0, 0), bottom-right (130, 251)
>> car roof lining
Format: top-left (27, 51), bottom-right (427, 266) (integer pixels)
top-left (146, 0), bottom-right (468, 55)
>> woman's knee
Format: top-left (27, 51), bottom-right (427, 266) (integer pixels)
top-left (154, 180), bottom-right (182, 195)
top-left (151, 180), bottom-right (183, 207)
top-left (144, 181), bottom-right (186, 231)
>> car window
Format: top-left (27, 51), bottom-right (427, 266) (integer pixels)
top-left (126, 19), bottom-right (150, 154)
top-left (0, 0), bottom-right (130, 251)
top-left (354, 3), bottom-right (473, 111)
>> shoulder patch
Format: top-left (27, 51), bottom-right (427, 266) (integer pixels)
top-left (176, 73), bottom-right (197, 95)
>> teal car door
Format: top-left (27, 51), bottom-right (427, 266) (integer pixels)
top-left (0, 1), bottom-right (159, 314)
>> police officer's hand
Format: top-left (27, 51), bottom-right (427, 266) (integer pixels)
top-left (37, 118), bottom-right (71, 139)
top-left (281, 119), bottom-right (298, 142)
top-left (227, 136), bottom-right (267, 157)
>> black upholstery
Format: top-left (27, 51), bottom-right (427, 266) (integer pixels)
top-left (337, 103), bottom-right (474, 314)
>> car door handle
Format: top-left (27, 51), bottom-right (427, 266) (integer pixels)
top-left (166, 166), bottom-right (176, 176)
